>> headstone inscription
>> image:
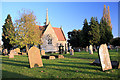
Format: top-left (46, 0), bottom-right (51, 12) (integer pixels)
top-left (28, 46), bottom-right (43, 68)
top-left (99, 44), bottom-right (112, 71)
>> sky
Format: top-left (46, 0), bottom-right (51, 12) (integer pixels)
top-left (0, 1), bottom-right (119, 44)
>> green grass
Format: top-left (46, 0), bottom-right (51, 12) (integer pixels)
top-left (2, 49), bottom-right (120, 78)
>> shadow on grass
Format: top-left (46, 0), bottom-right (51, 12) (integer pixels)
top-left (2, 61), bottom-right (29, 68)
top-left (2, 57), bottom-right (29, 68)
top-left (2, 70), bottom-right (32, 78)
top-left (44, 63), bottom-right (101, 71)
top-left (45, 63), bottom-right (118, 78)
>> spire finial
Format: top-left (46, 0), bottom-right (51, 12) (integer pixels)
top-left (46, 8), bottom-right (49, 25)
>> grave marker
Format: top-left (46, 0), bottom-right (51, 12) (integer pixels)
top-left (70, 49), bottom-right (74, 55)
top-left (28, 46), bottom-right (43, 68)
top-left (89, 45), bottom-right (93, 54)
top-left (41, 49), bottom-right (45, 55)
top-left (99, 44), bottom-right (112, 71)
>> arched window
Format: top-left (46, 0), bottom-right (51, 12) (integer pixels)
top-left (47, 34), bottom-right (52, 44)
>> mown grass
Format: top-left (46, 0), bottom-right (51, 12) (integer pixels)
top-left (2, 49), bottom-right (120, 79)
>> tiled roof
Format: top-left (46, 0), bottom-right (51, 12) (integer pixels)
top-left (52, 27), bottom-right (66, 41)
top-left (36, 25), bottom-right (66, 41)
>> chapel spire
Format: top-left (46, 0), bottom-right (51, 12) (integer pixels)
top-left (46, 8), bottom-right (49, 25)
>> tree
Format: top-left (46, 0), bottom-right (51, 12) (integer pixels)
top-left (82, 19), bottom-right (90, 48)
top-left (14, 9), bottom-right (42, 53)
top-left (103, 5), bottom-right (112, 30)
top-left (2, 14), bottom-right (15, 51)
top-left (99, 18), bottom-right (113, 45)
top-left (110, 37), bottom-right (120, 47)
top-left (88, 17), bottom-right (100, 46)
top-left (68, 29), bottom-right (83, 48)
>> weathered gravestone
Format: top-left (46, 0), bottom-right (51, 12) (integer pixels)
top-left (2, 49), bottom-right (8, 55)
top-left (89, 45), bottom-right (93, 54)
top-left (41, 49), bottom-right (45, 55)
top-left (14, 48), bottom-right (20, 54)
top-left (9, 54), bottom-right (14, 58)
top-left (22, 52), bottom-right (26, 55)
top-left (70, 49), bottom-right (74, 55)
top-left (28, 46), bottom-right (43, 68)
top-left (13, 49), bottom-right (18, 55)
top-left (86, 46), bottom-right (88, 52)
top-left (9, 50), bottom-right (15, 58)
top-left (99, 44), bottom-right (112, 71)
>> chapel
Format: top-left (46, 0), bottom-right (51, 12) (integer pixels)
top-left (36, 9), bottom-right (67, 52)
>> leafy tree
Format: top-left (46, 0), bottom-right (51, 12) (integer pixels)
top-left (13, 9), bottom-right (42, 53)
top-left (2, 14), bottom-right (15, 51)
top-left (103, 5), bottom-right (112, 30)
top-left (110, 37), bottom-right (120, 47)
top-left (68, 29), bottom-right (83, 47)
top-left (99, 18), bottom-right (113, 45)
top-left (88, 17), bottom-right (100, 46)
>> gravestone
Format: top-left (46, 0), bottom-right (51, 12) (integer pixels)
top-left (28, 46), bottom-right (43, 68)
top-left (3, 49), bottom-right (8, 55)
top-left (9, 54), bottom-right (14, 58)
top-left (58, 55), bottom-right (64, 59)
top-left (14, 48), bottom-right (20, 53)
top-left (10, 50), bottom-right (18, 55)
top-left (41, 49), bottom-right (45, 55)
top-left (42, 55), bottom-right (55, 59)
top-left (22, 52), bottom-right (26, 55)
top-left (99, 44), bottom-right (112, 71)
top-left (50, 55), bottom-right (64, 59)
top-left (70, 49), bottom-right (74, 55)
top-left (86, 46), bottom-right (88, 52)
top-left (89, 45), bottom-right (93, 54)
top-left (49, 56), bottom-right (55, 59)
top-left (9, 50), bottom-right (15, 58)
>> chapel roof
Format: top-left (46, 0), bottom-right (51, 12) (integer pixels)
top-left (36, 25), bottom-right (66, 41)
top-left (52, 27), bottom-right (66, 41)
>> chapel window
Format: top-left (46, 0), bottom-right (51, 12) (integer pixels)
top-left (47, 34), bottom-right (52, 44)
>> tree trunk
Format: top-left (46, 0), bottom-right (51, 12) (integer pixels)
top-left (89, 45), bottom-right (93, 54)
top-left (26, 44), bottom-right (29, 54)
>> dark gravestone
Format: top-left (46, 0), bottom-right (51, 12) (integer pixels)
top-left (3, 49), bottom-right (8, 55)
top-left (70, 49), bottom-right (74, 55)
top-left (59, 44), bottom-right (64, 54)
top-left (28, 46), bottom-right (43, 68)
top-left (99, 44), bottom-right (112, 71)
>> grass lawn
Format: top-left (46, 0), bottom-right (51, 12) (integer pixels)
top-left (2, 49), bottom-right (120, 79)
